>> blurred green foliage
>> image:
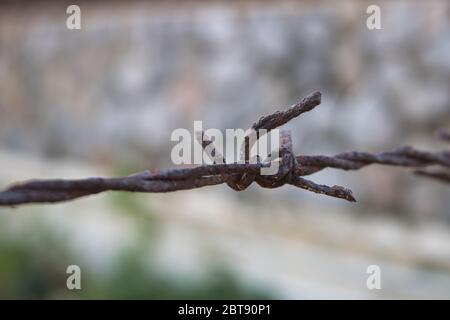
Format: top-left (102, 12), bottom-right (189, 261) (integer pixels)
top-left (0, 193), bottom-right (271, 299)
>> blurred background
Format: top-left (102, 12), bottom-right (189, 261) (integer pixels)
top-left (1, 0), bottom-right (450, 299)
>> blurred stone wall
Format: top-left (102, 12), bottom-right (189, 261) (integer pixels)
top-left (0, 0), bottom-right (449, 218)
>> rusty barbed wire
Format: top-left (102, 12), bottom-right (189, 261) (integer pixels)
top-left (0, 91), bottom-right (448, 206)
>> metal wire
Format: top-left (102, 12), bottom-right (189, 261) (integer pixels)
top-left (0, 91), bottom-right (448, 206)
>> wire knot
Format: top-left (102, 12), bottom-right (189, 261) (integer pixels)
top-left (226, 131), bottom-right (297, 191)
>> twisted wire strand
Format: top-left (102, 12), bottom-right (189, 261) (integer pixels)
top-left (0, 91), bottom-right (448, 206)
